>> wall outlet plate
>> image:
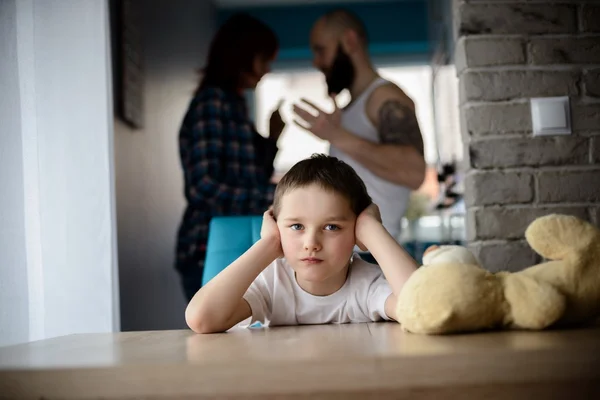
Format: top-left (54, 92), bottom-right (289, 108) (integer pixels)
top-left (531, 96), bottom-right (571, 136)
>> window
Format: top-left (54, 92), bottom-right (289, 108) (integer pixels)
top-left (254, 65), bottom-right (439, 175)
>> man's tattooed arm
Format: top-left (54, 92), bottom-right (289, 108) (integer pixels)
top-left (329, 94), bottom-right (426, 189)
top-left (378, 100), bottom-right (424, 156)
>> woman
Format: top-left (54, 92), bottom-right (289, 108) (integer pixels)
top-left (176, 13), bottom-right (285, 301)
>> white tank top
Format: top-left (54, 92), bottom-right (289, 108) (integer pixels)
top-left (330, 77), bottom-right (411, 239)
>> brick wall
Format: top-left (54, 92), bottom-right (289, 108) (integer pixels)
top-left (455, 0), bottom-right (600, 272)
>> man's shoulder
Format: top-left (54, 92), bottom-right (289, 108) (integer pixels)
top-left (366, 82), bottom-right (415, 125)
top-left (370, 82), bottom-right (414, 107)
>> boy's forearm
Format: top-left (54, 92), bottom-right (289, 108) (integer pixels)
top-left (361, 220), bottom-right (417, 296)
top-left (186, 238), bottom-right (280, 330)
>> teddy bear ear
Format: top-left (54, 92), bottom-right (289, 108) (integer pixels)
top-left (525, 214), bottom-right (600, 260)
top-left (503, 274), bottom-right (566, 330)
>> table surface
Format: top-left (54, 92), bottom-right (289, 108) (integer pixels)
top-left (1, 322), bottom-right (600, 399)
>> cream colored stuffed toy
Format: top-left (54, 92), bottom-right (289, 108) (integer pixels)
top-left (397, 214), bottom-right (600, 334)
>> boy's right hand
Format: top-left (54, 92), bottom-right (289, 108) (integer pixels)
top-left (260, 208), bottom-right (283, 257)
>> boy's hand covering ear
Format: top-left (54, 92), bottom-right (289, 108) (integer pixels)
top-left (261, 208), bottom-right (283, 257)
top-left (355, 203), bottom-right (382, 251)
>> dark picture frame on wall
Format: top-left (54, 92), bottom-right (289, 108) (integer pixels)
top-left (111, 0), bottom-right (144, 129)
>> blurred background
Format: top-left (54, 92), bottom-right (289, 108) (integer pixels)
top-left (4, 0), bottom-right (597, 347)
top-left (109, 0), bottom-right (463, 332)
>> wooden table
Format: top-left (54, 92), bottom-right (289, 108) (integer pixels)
top-left (1, 323), bottom-right (599, 399)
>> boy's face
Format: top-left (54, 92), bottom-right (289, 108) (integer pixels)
top-left (276, 184), bottom-right (356, 286)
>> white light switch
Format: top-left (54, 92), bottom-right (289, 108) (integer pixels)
top-left (531, 96), bottom-right (571, 136)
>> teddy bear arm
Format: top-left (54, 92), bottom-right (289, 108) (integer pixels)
top-left (503, 274), bottom-right (566, 330)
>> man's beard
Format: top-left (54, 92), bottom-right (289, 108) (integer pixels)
top-left (324, 45), bottom-right (355, 95)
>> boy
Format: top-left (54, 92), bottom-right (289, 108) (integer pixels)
top-left (186, 154), bottom-right (418, 333)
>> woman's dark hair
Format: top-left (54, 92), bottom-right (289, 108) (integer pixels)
top-left (199, 13), bottom-right (278, 92)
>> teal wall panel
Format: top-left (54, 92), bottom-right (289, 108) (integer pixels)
top-left (218, 1), bottom-right (430, 61)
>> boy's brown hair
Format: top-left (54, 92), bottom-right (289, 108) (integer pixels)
top-left (273, 154), bottom-right (371, 217)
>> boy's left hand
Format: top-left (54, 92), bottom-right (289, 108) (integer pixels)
top-left (355, 203), bottom-right (382, 251)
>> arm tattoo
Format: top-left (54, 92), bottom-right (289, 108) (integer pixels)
top-left (378, 100), bottom-right (424, 156)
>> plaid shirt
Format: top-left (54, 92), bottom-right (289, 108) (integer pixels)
top-left (175, 86), bottom-right (277, 286)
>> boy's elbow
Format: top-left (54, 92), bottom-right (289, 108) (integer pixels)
top-left (185, 304), bottom-right (223, 334)
top-left (186, 314), bottom-right (210, 334)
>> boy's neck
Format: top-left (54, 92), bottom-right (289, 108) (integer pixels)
top-left (295, 264), bottom-right (350, 296)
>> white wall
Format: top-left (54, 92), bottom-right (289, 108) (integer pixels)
top-left (114, 0), bottom-right (217, 330)
top-left (0, 0), bottom-right (118, 347)
top-left (0, 0), bottom-right (30, 347)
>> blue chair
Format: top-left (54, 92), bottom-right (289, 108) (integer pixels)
top-left (202, 215), bottom-right (263, 286)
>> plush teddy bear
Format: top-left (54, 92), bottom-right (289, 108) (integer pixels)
top-left (397, 214), bottom-right (600, 334)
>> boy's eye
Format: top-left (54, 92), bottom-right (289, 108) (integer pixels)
top-left (290, 224), bottom-right (303, 231)
top-left (325, 224), bottom-right (340, 231)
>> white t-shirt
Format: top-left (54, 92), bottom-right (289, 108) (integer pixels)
top-left (237, 254), bottom-right (393, 328)
top-left (332, 77), bottom-right (411, 239)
